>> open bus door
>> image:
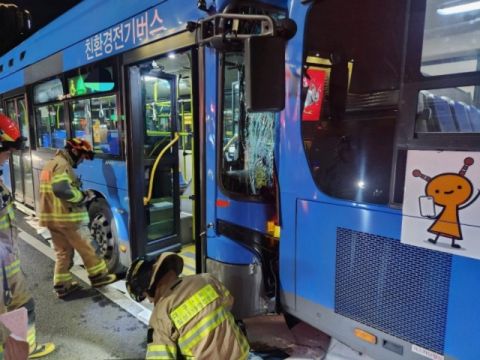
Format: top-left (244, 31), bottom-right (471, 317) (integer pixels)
top-left (127, 66), bottom-right (182, 258)
top-left (4, 95), bottom-right (34, 208)
top-left (125, 36), bottom-right (200, 268)
top-left (196, 6), bottom-right (292, 319)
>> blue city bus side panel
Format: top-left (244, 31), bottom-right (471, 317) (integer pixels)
top-left (75, 159), bottom-right (128, 191)
top-left (278, 193), bottom-right (297, 296)
top-left (296, 199), bottom-right (402, 309)
top-left (444, 256), bottom-right (480, 358)
top-left (207, 235), bottom-right (259, 264)
top-left (62, 0), bottom-right (206, 71)
top-left (0, 70), bottom-right (24, 93)
top-left (0, 0), bottom-right (207, 81)
top-left (278, 1), bottom-right (310, 298)
top-left (216, 195), bottom-right (276, 234)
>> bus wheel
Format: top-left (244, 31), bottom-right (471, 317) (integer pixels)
top-left (88, 198), bottom-right (120, 273)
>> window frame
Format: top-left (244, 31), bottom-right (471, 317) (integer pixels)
top-left (390, 0), bottom-right (480, 208)
top-left (30, 56), bottom-right (124, 160)
top-left (216, 51), bottom-right (276, 204)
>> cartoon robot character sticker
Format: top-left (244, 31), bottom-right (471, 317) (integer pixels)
top-left (402, 151), bottom-right (480, 258)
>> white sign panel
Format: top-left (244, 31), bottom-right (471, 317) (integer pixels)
top-left (401, 150), bottom-right (480, 258)
top-left (412, 345), bottom-right (445, 360)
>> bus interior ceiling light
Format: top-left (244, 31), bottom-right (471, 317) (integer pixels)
top-left (437, 1), bottom-right (480, 15)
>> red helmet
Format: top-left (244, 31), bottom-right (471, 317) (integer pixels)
top-left (66, 137), bottom-right (95, 160)
top-left (0, 114), bottom-right (26, 152)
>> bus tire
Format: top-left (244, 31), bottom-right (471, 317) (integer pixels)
top-left (88, 198), bottom-right (122, 274)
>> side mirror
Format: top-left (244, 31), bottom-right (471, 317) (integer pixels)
top-left (245, 36), bottom-right (286, 112)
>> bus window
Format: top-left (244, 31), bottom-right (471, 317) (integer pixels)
top-left (69, 95), bottom-right (119, 155)
top-left (33, 77), bottom-right (63, 104)
top-left (35, 103), bottom-right (66, 149)
top-left (67, 67), bottom-right (115, 97)
top-left (421, 0), bottom-right (480, 77)
top-left (302, 0), bottom-right (405, 205)
top-left (220, 52), bottom-right (276, 200)
top-left (416, 88), bottom-right (480, 133)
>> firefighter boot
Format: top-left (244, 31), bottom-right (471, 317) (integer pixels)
top-left (29, 342), bottom-right (56, 358)
top-left (55, 282), bottom-right (81, 299)
top-left (90, 273), bottom-right (117, 287)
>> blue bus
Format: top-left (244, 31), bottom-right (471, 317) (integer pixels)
top-left (2, 1), bottom-right (480, 359)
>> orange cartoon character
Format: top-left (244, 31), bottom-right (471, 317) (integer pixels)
top-left (413, 157), bottom-right (480, 249)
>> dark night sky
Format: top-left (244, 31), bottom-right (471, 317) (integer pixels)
top-left (9, 0), bottom-right (82, 34)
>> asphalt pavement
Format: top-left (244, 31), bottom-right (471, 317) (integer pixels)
top-left (16, 210), bottom-right (148, 360)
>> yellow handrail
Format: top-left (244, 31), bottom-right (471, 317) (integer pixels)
top-left (223, 134), bottom-right (238, 152)
top-left (144, 132), bottom-right (179, 206)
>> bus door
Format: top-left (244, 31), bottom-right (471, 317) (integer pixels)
top-left (4, 96), bottom-right (34, 207)
top-left (197, 5), bottom-right (289, 320)
top-left (126, 43), bottom-right (198, 263)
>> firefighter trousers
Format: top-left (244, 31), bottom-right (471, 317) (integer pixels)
top-left (48, 225), bottom-right (108, 291)
top-left (0, 269), bottom-right (38, 353)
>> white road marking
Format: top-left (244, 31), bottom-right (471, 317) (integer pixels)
top-left (18, 229), bottom-right (153, 325)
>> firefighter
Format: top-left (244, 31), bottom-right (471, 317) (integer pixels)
top-left (39, 137), bottom-right (116, 298)
top-left (126, 253), bottom-right (251, 360)
top-left (0, 114), bottom-right (55, 358)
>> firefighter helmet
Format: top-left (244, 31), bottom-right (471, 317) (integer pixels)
top-left (0, 114), bottom-right (27, 152)
top-left (65, 137), bottom-right (95, 160)
top-left (125, 257), bottom-right (156, 303)
top-left (147, 252), bottom-right (183, 293)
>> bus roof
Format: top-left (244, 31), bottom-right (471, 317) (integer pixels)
top-left (0, 0), bottom-right (207, 84)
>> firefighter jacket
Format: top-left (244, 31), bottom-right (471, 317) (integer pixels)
top-left (0, 182), bottom-right (19, 355)
top-left (39, 150), bottom-right (89, 228)
top-left (147, 273), bottom-right (250, 360)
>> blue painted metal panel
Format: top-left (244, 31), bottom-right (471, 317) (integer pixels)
top-left (203, 48), bottom-right (261, 264)
top-left (279, 0), bottom-right (399, 295)
top-left (336, 227), bottom-right (451, 354)
top-left (0, 0), bottom-right (206, 80)
top-left (73, 159), bottom-right (129, 239)
top-left (216, 195), bottom-right (275, 234)
top-left (296, 199), bottom-right (402, 309)
top-left (63, 1), bottom-right (205, 71)
top-left (75, 159), bottom-right (127, 191)
top-left (207, 235), bottom-right (259, 264)
top-left (0, 70), bottom-right (24, 93)
top-left (444, 256), bottom-right (480, 359)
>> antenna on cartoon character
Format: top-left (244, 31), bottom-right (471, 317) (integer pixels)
top-left (412, 169), bottom-right (431, 182)
top-left (459, 157), bottom-right (474, 177)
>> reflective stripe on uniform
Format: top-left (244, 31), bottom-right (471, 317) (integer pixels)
top-left (54, 273), bottom-right (73, 282)
top-left (38, 212), bottom-right (89, 222)
top-left (86, 260), bottom-right (107, 276)
top-left (146, 344), bottom-right (176, 359)
top-left (0, 345), bottom-right (3, 360)
top-left (178, 305), bottom-right (228, 356)
top-left (52, 174), bottom-right (84, 203)
top-left (39, 184), bottom-right (53, 193)
top-left (170, 284), bottom-right (219, 330)
top-left (27, 325), bottom-right (36, 348)
top-left (226, 311), bottom-right (250, 359)
top-left (0, 259), bottom-right (21, 280)
top-left (0, 204), bottom-right (14, 230)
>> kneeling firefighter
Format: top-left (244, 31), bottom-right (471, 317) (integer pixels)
top-left (0, 114), bottom-right (55, 358)
top-left (126, 253), bottom-right (250, 360)
top-left (39, 137), bottom-right (116, 298)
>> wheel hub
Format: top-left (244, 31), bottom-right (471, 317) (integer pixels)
top-left (90, 213), bottom-right (114, 260)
